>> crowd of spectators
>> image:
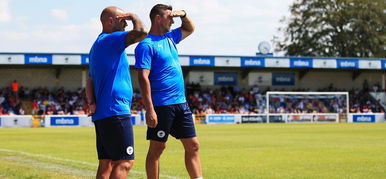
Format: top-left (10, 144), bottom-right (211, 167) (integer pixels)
top-left (0, 80), bottom-right (24, 115)
top-left (186, 83), bottom-right (385, 115)
top-left (0, 87), bottom-right (24, 115)
top-left (348, 88), bottom-right (384, 114)
top-left (186, 83), bottom-right (265, 115)
top-left (0, 85), bottom-right (89, 115)
top-left (0, 82), bottom-right (384, 116)
top-left (28, 87), bottom-right (89, 115)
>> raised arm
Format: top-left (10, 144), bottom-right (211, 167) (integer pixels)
top-left (137, 69), bottom-right (158, 128)
top-left (171, 10), bottom-right (195, 41)
top-left (85, 76), bottom-right (96, 116)
top-left (117, 13), bottom-right (148, 47)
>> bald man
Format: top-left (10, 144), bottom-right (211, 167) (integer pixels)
top-left (86, 6), bottom-right (147, 179)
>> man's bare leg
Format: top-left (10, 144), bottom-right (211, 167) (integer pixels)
top-left (96, 159), bottom-right (112, 179)
top-left (110, 160), bottom-right (134, 179)
top-left (181, 137), bottom-right (202, 179)
top-left (146, 140), bottom-right (167, 179)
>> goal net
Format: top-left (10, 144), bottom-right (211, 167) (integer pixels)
top-left (266, 91), bottom-right (349, 123)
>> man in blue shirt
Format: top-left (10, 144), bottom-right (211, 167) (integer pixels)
top-left (86, 6), bottom-right (147, 179)
top-left (135, 4), bottom-right (203, 179)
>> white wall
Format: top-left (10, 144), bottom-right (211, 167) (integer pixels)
top-left (0, 67), bottom-right (84, 91)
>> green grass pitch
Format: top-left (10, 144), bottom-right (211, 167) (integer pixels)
top-left (0, 123), bottom-right (386, 179)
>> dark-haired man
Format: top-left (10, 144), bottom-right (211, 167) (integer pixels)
top-left (135, 4), bottom-right (203, 179)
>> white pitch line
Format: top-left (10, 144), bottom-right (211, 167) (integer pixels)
top-left (0, 148), bottom-right (180, 179)
top-left (0, 148), bottom-right (97, 167)
top-left (0, 155), bottom-right (96, 178)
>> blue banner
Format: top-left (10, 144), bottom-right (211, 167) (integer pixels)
top-left (0, 117), bottom-right (1, 127)
top-left (25, 54), bottom-right (52, 64)
top-left (353, 115), bottom-right (375, 123)
top-left (272, 73), bottom-right (295, 86)
top-left (382, 61), bottom-right (386, 69)
top-left (189, 56), bottom-right (214, 66)
top-left (290, 58), bottom-right (312, 68)
top-left (214, 72), bottom-right (237, 85)
top-left (208, 115), bottom-right (235, 123)
top-left (50, 116), bottom-right (79, 126)
top-left (240, 57), bottom-right (265, 67)
top-left (81, 55), bottom-right (89, 65)
top-left (337, 59), bottom-right (358, 69)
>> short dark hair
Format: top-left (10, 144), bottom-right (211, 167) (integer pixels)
top-left (150, 4), bottom-right (172, 21)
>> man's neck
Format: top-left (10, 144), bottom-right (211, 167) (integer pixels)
top-left (102, 25), bottom-right (113, 34)
top-left (149, 26), bottom-right (165, 36)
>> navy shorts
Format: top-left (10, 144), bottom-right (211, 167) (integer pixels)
top-left (94, 114), bottom-right (134, 161)
top-left (147, 102), bottom-right (196, 142)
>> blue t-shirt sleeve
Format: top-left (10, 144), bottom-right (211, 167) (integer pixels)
top-left (100, 31), bottom-right (128, 52)
top-left (166, 28), bottom-right (182, 44)
top-left (135, 42), bottom-right (153, 69)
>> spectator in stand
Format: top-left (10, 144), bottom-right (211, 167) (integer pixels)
top-left (372, 83), bottom-right (380, 92)
top-left (363, 80), bottom-right (369, 92)
top-left (11, 80), bottom-right (19, 97)
top-left (0, 92), bottom-right (5, 107)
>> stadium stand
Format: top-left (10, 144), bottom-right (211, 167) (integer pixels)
top-left (0, 53), bottom-right (385, 118)
top-left (186, 84), bottom-right (384, 115)
top-left (0, 85), bottom-right (383, 116)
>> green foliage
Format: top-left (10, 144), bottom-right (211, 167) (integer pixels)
top-left (275, 0), bottom-right (386, 57)
top-left (1, 124), bottom-right (386, 178)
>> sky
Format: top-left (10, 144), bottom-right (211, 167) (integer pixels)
top-left (0, 0), bottom-right (295, 56)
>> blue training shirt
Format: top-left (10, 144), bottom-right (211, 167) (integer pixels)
top-left (135, 28), bottom-right (186, 106)
top-left (89, 31), bottom-right (132, 121)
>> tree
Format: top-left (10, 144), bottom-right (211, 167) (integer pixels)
top-left (274, 0), bottom-right (386, 58)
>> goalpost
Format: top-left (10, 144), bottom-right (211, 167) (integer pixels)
top-left (266, 91), bottom-right (349, 123)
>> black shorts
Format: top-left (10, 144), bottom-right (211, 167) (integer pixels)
top-left (147, 102), bottom-right (196, 142)
top-left (94, 114), bottom-right (134, 161)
